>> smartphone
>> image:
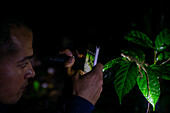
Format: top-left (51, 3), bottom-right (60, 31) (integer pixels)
top-left (83, 44), bottom-right (100, 73)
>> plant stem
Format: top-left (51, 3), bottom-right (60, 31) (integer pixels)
top-left (154, 50), bottom-right (157, 65)
top-left (146, 102), bottom-right (150, 113)
top-left (161, 58), bottom-right (170, 65)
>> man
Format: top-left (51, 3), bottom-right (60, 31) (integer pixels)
top-left (0, 17), bottom-right (103, 113)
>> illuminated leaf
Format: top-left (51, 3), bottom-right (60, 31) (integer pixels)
top-left (103, 64), bottom-right (121, 84)
top-left (155, 28), bottom-right (170, 52)
top-left (157, 51), bottom-right (170, 61)
top-left (124, 30), bottom-right (153, 48)
top-left (157, 53), bottom-right (164, 61)
top-left (114, 62), bottom-right (137, 104)
top-left (151, 64), bottom-right (170, 80)
top-left (103, 57), bottom-right (127, 84)
top-left (137, 67), bottom-right (160, 111)
top-left (103, 57), bottom-right (126, 72)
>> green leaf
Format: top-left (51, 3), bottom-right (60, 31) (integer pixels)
top-left (157, 53), bottom-right (164, 61)
top-left (155, 28), bottom-right (170, 52)
top-left (151, 64), bottom-right (170, 80)
top-left (103, 57), bottom-right (126, 72)
top-left (157, 51), bottom-right (170, 61)
top-left (114, 62), bottom-right (138, 104)
top-left (124, 30), bottom-right (153, 48)
top-left (161, 64), bottom-right (170, 80)
top-left (103, 64), bottom-right (121, 84)
top-left (103, 57), bottom-right (127, 84)
top-left (137, 67), bottom-right (160, 111)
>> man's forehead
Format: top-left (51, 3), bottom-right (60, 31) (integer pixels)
top-left (10, 26), bottom-right (33, 46)
top-left (10, 26), bottom-right (33, 40)
top-left (9, 26), bottom-right (34, 63)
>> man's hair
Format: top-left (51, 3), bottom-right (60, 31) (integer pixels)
top-left (0, 17), bottom-right (31, 59)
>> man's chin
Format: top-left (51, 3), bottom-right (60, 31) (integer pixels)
top-left (7, 92), bottom-right (23, 104)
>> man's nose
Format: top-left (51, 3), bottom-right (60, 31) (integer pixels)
top-left (24, 63), bottom-right (35, 79)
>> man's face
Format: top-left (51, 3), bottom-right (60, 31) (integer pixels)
top-left (0, 26), bottom-right (35, 104)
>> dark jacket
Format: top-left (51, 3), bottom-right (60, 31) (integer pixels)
top-left (0, 95), bottom-right (94, 113)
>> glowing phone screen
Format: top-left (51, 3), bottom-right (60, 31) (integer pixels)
top-left (83, 45), bottom-right (100, 73)
top-left (84, 50), bottom-right (95, 73)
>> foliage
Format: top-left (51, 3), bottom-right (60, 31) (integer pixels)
top-left (103, 28), bottom-right (170, 112)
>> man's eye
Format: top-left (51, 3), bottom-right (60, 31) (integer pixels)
top-left (21, 62), bottom-right (29, 68)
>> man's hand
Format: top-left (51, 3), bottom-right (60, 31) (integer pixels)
top-left (59, 49), bottom-right (76, 76)
top-left (72, 63), bottom-right (103, 105)
top-left (59, 49), bottom-right (103, 105)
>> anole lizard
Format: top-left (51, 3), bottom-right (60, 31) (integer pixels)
top-left (121, 53), bottom-right (148, 77)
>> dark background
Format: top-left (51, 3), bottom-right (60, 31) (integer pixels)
top-left (21, 1), bottom-right (170, 64)
top-left (3, 1), bottom-right (170, 113)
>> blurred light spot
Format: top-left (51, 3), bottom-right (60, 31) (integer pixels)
top-left (33, 80), bottom-right (40, 91)
top-left (159, 47), bottom-right (164, 50)
top-left (42, 83), bottom-right (48, 88)
top-left (48, 67), bottom-right (55, 74)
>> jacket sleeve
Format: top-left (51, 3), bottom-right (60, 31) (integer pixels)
top-left (61, 95), bottom-right (94, 113)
